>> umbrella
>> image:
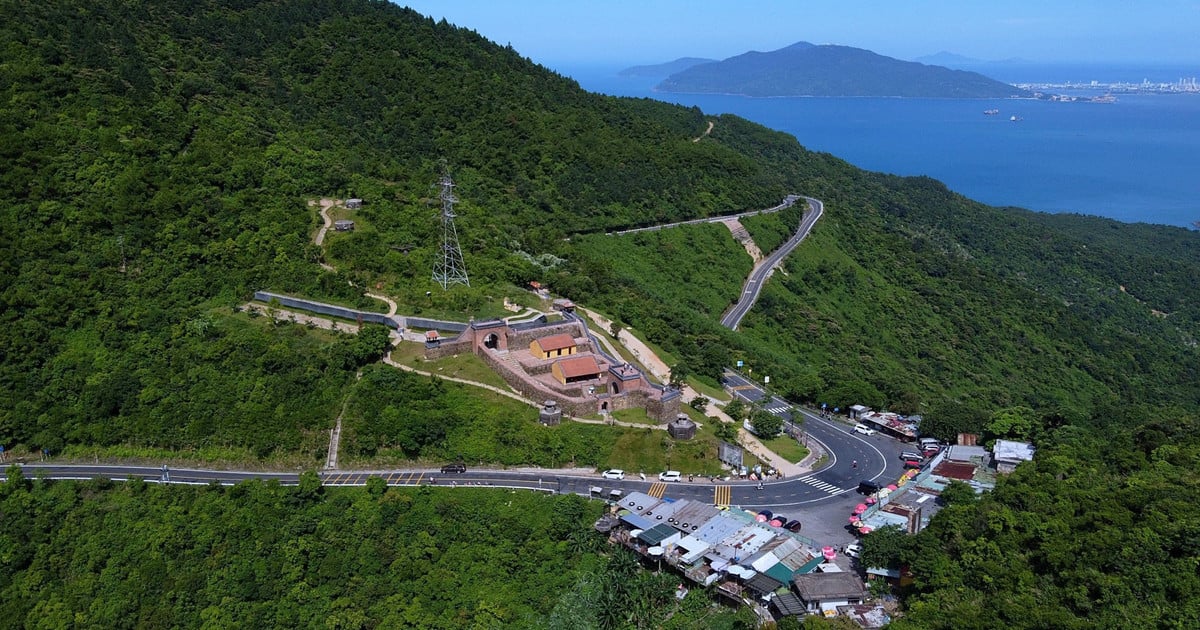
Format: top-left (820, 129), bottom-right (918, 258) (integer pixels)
top-left (822, 546), bottom-right (837, 560)
top-left (877, 488), bottom-right (891, 498)
top-left (905, 469), bottom-right (919, 478)
top-left (853, 504), bottom-right (868, 514)
top-left (858, 526), bottom-right (873, 534)
top-left (865, 497), bottom-right (877, 505)
top-left (755, 514), bottom-right (767, 523)
top-left (848, 515), bottom-right (860, 523)
top-left (886, 484), bottom-right (899, 491)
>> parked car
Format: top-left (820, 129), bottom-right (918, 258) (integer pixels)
top-left (900, 451), bottom-right (924, 461)
top-left (659, 470), bottom-right (682, 482)
top-left (844, 543), bottom-right (862, 558)
top-left (440, 463), bottom-right (466, 474)
top-left (903, 459), bottom-right (923, 469)
top-left (852, 424), bottom-right (876, 436)
top-left (601, 469), bottom-right (625, 480)
top-left (857, 479), bottom-right (882, 495)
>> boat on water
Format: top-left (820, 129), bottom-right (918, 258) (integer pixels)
top-left (984, 109), bottom-right (1000, 115)
top-left (1010, 115), bottom-right (1023, 122)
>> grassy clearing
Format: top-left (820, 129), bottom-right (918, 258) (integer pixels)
top-left (761, 435), bottom-right (811, 464)
top-left (388, 342), bottom-right (512, 390)
top-left (687, 375), bottom-right (731, 402)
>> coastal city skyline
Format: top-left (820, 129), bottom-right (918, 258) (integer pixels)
top-left (403, 0), bottom-right (1200, 68)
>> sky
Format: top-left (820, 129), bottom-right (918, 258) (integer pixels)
top-left (400, 1), bottom-right (1200, 68)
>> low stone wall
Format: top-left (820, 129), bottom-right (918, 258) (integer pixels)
top-left (423, 339), bottom-right (473, 360)
top-left (508, 322), bottom-right (593, 353)
top-left (476, 349), bottom-right (599, 417)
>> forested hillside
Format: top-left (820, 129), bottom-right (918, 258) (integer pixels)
top-left (0, 473), bottom-right (760, 629)
top-left (5, 0), bottom-right (1200, 627)
top-left (5, 0), bottom-right (1198, 458)
top-left (0, 0), bottom-right (788, 457)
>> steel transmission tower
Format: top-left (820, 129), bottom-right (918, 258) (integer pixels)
top-left (432, 172), bottom-right (470, 289)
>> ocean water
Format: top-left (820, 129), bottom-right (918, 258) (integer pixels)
top-left (561, 64), bottom-right (1200, 228)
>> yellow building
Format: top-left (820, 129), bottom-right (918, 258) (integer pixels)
top-left (551, 355), bottom-right (602, 385)
top-left (530, 333), bottom-right (577, 360)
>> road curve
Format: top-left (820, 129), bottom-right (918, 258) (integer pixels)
top-left (721, 196), bottom-right (823, 331)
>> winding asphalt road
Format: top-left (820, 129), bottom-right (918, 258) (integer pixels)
top-left (721, 195), bottom-right (823, 330)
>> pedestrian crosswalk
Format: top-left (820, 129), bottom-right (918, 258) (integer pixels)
top-left (796, 475), bottom-right (843, 495)
top-left (713, 485), bottom-right (732, 507)
top-left (764, 404), bottom-right (791, 414)
top-left (647, 482), bottom-right (667, 498)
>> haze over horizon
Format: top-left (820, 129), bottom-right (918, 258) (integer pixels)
top-left (402, 0), bottom-right (1200, 70)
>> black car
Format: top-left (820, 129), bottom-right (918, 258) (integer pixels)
top-left (857, 479), bottom-right (882, 495)
top-left (440, 463), bottom-right (466, 474)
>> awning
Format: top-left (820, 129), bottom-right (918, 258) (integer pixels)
top-left (620, 513), bottom-right (655, 530)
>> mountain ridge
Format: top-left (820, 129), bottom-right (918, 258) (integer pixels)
top-left (657, 41), bottom-right (1030, 97)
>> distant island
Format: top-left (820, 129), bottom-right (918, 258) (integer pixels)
top-left (655, 41), bottom-right (1031, 98)
top-left (618, 56), bottom-right (716, 79)
top-left (912, 51), bottom-right (1033, 70)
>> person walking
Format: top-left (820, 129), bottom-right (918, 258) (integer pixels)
top-left (852, 460), bottom-right (858, 469)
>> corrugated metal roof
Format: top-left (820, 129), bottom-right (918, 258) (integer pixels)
top-left (668, 501), bottom-right (721, 533)
top-left (694, 514), bottom-right (746, 544)
top-left (637, 523), bottom-right (679, 546)
top-left (765, 561), bottom-right (797, 584)
top-left (719, 525), bottom-right (775, 557)
top-left (620, 512), bottom-right (655, 530)
top-left (618, 492), bottom-right (659, 514)
top-left (773, 592), bottom-right (807, 616)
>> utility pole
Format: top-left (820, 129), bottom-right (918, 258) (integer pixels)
top-left (432, 170), bottom-right (470, 289)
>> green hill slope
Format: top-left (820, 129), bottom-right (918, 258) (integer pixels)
top-left (4, 0), bottom-right (1200, 458)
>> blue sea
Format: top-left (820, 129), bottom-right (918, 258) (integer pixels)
top-left (559, 64), bottom-right (1200, 228)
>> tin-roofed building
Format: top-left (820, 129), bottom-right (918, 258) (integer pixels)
top-left (791, 572), bottom-right (866, 615)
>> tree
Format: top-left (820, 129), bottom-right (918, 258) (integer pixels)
top-left (937, 479), bottom-right (975, 507)
top-left (713, 420), bottom-right (738, 443)
top-left (689, 395), bottom-right (707, 413)
top-left (750, 409), bottom-right (782, 439)
top-left (859, 524), bottom-right (914, 570)
top-left (986, 406), bottom-right (1036, 442)
top-left (723, 399), bottom-right (747, 422)
top-left (668, 362), bottom-right (691, 389)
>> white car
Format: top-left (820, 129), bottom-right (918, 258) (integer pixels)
top-left (659, 470), bottom-right (682, 482)
top-left (601, 469), bottom-right (625, 480)
top-left (844, 543), bottom-right (862, 558)
top-left (853, 424), bottom-right (876, 436)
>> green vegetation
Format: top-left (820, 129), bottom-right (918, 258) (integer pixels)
top-left (389, 341), bottom-right (513, 390)
top-left (5, 0), bottom-right (1200, 625)
top-left (867, 411), bottom-right (1200, 628)
top-left (760, 435), bottom-right (810, 464)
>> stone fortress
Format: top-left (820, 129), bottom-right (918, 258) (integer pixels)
top-left (424, 317), bottom-right (681, 422)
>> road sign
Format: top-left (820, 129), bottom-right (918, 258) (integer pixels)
top-left (764, 376), bottom-right (770, 384)
top-left (822, 403), bottom-right (827, 409)
top-left (736, 360), bottom-right (744, 367)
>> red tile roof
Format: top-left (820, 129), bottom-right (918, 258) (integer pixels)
top-left (556, 355), bottom-right (602, 379)
top-left (535, 333), bottom-right (576, 353)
